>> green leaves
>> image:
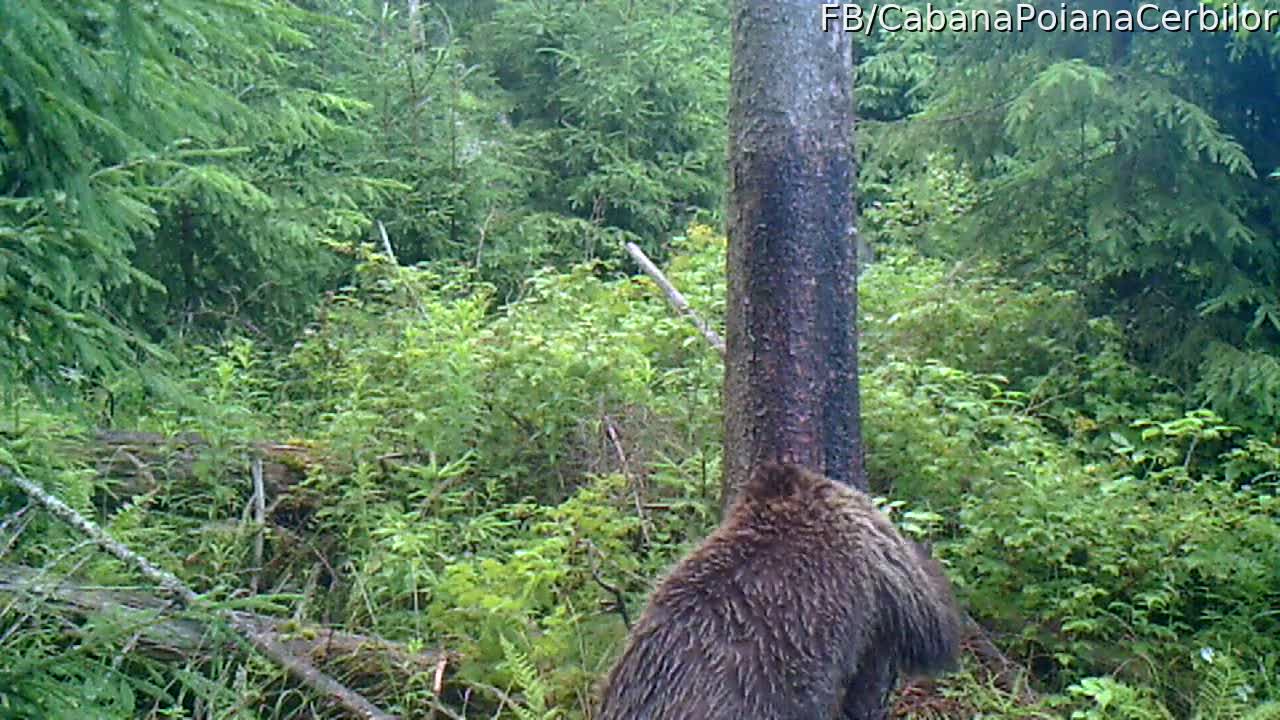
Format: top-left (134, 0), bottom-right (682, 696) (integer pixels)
top-left (4, 223), bottom-right (1279, 717)
top-left (2, 0), bottom-right (731, 383)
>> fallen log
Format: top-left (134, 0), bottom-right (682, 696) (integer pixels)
top-left (2, 466), bottom-right (400, 720)
top-left (0, 564), bottom-right (449, 677)
top-left (91, 430), bottom-right (316, 498)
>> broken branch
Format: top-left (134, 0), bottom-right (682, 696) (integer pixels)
top-left (624, 242), bottom-right (725, 356)
top-left (1, 465), bottom-right (399, 720)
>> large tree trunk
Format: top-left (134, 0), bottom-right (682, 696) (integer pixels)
top-left (724, 3), bottom-right (861, 497)
top-left (724, 4), bottom-right (883, 718)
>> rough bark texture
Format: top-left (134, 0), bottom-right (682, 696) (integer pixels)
top-left (724, 4), bottom-right (861, 497)
top-left (724, 4), bottom-right (882, 717)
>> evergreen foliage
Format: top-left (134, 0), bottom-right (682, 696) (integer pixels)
top-left (0, 1), bottom-right (394, 386)
top-left (3, 1), bottom-right (1280, 718)
top-left (858, 3), bottom-right (1280, 404)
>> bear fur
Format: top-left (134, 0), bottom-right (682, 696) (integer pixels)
top-left (597, 462), bottom-right (961, 720)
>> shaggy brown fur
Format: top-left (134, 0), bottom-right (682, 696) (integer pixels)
top-left (597, 463), bottom-right (960, 720)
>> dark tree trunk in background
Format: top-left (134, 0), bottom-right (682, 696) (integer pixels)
top-left (724, 3), bottom-right (883, 717)
top-left (724, 2), bottom-right (861, 496)
top-left (1109, 0), bottom-right (1134, 64)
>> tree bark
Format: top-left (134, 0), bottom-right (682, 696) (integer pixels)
top-left (725, 4), bottom-right (882, 717)
top-left (724, 2), bottom-right (861, 499)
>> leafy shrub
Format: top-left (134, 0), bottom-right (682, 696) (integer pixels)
top-left (4, 227), bottom-right (1279, 718)
top-left (859, 250), bottom-right (1086, 386)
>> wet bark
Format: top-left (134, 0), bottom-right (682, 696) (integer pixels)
top-left (724, 4), bottom-right (882, 717)
top-left (724, 1), bottom-right (862, 499)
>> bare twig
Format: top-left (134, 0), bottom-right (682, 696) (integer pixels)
top-left (1, 466), bottom-right (399, 720)
top-left (377, 221), bottom-right (397, 265)
top-left (243, 630), bottom-right (399, 720)
top-left (428, 700), bottom-right (465, 720)
top-left (1182, 435), bottom-right (1199, 472)
top-left (434, 656), bottom-right (449, 692)
top-left (961, 614), bottom-right (1038, 703)
top-left (428, 654), bottom-right (451, 720)
top-left (120, 450), bottom-right (158, 493)
top-left (475, 208), bottom-right (496, 269)
top-left (583, 541), bottom-right (631, 630)
top-left (3, 469), bottom-right (197, 604)
top-left (623, 242), bottom-right (725, 356)
top-left (603, 415), bottom-right (651, 547)
top-left (469, 681), bottom-right (525, 716)
top-left (0, 504), bottom-right (32, 557)
top-left (250, 457), bottom-right (266, 595)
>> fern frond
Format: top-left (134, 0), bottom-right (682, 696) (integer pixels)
top-left (499, 635), bottom-right (555, 720)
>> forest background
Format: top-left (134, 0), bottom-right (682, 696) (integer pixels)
top-left (2, 1), bottom-right (1279, 718)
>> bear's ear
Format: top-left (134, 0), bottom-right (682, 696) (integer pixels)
top-left (745, 462), bottom-right (809, 500)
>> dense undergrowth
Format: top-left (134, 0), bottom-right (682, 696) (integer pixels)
top-left (6, 2), bottom-right (1280, 718)
top-left (2, 227), bottom-right (1278, 719)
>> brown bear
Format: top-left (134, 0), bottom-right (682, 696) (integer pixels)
top-left (597, 462), bottom-right (960, 720)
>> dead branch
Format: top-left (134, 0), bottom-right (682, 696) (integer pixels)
top-left (120, 450), bottom-right (158, 493)
top-left (0, 503), bottom-right (32, 557)
top-left (1, 466), bottom-right (399, 720)
top-left (468, 681), bottom-right (526, 716)
top-left (2, 574), bottom-right (448, 676)
top-left (623, 242), bottom-right (725, 356)
top-left (961, 615), bottom-right (1039, 703)
top-left (428, 699), bottom-right (466, 720)
top-left (432, 655), bottom-right (449, 696)
top-left (377, 221), bottom-right (397, 265)
top-left (4, 468), bottom-right (197, 603)
top-left (603, 415), bottom-right (651, 548)
top-left (250, 457), bottom-right (266, 594)
top-left (240, 629), bottom-right (399, 720)
top-left (583, 541), bottom-right (631, 630)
